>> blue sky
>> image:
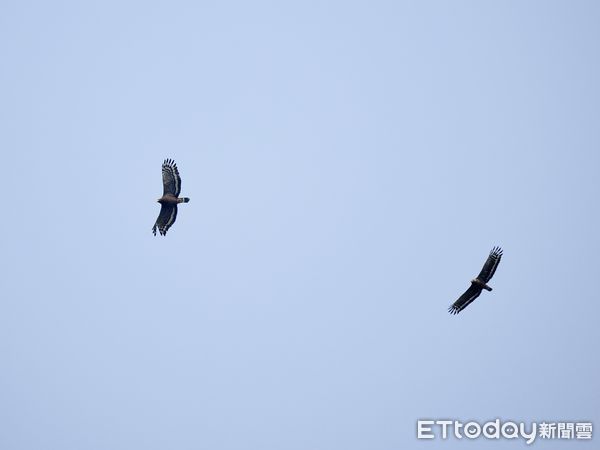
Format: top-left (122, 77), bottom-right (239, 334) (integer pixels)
top-left (1, 1), bottom-right (598, 449)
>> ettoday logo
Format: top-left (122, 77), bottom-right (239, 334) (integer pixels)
top-left (417, 419), bottom-right (593, 444)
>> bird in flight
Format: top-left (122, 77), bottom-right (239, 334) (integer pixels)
top-left (152, 159), bottom-right (190, 236)
top-left (448, 246), bottom-right (503, 315)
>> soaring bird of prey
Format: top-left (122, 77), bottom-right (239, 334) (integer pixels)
top-left (152, 159), bottom-right (190, 236)
top-left (448, 246), bottom-right (503, 315)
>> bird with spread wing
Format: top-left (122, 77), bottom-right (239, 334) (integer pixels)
top-left (448, 246), bottom-right (503, 315)
top-left (152, 159), bottom-right (190, 236)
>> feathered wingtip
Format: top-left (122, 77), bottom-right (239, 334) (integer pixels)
top-left (448, 305), bottom-right (460, 315)
top-left (163, 158), bottom-right (177, 169)
top-left (490, 246), bottom-right (503, 258)
top-left (152, 224), bottom-right (168, 236)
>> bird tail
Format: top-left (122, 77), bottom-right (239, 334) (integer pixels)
top-left (178, 197), bottom-right (190, 203)
top-left (483, 284), bottom-right (492, 292)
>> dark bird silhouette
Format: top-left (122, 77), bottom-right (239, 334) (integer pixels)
top-left (448, 246), bottom-right (503, 314)
top-left (152, 159), bottom-right (190, 236)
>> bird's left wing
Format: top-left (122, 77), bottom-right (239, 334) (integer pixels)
top-left (448, 284), bottom-right (482, 315)
top-left (152, 204), bottom-right (178, 236)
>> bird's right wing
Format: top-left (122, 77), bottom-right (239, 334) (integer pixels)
top-left (152, 204), bottom-right (178, 236)
top-left (448, 284), bottom-right (482, 315)
top-left (477, 246), bottom-right (503, 283)
top-left (162, 159), bottom-right (182, 197)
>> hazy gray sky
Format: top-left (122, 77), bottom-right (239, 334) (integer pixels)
top-left (1, 1), bottom-right (598, 449)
